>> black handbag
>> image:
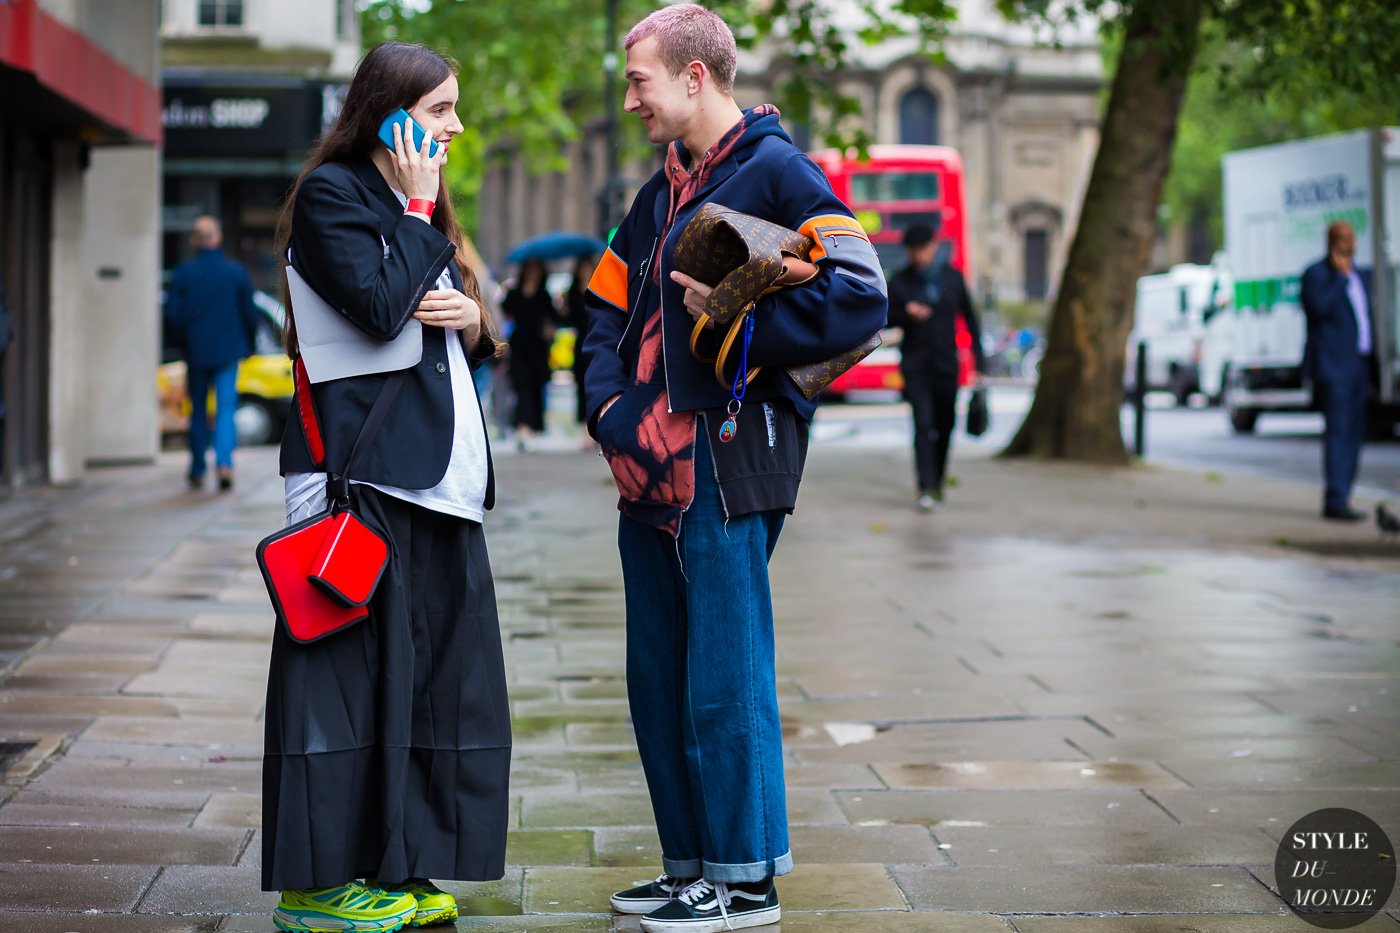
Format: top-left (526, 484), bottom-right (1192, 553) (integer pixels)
top-left (966, 386), bottom-right (989, 438)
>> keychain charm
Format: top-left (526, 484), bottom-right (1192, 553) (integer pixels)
top-left (718, 399), bottom-right (741, 443)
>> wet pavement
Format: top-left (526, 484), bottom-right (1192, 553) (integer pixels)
top-left (0, 432), bottom-right (1397, 931)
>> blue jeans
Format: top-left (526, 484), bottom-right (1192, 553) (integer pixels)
top-left (187, 361), bottom-right (239, 478)
top-left (617, 431), bottom-right (791, 883)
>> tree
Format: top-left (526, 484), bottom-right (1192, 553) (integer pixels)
top-left (1003, 0), bottom-right (1400, 463)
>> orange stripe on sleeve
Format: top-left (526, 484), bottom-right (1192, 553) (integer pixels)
top-left (797, 214), bottom-right (870, 263)
top-left (587, 248), bottom-right (628, 311)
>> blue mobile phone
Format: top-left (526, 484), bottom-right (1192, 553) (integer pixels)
top-left (377, 108), bottom-right (440, 159)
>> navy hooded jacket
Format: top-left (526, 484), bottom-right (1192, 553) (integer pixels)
top-left (581, 109), bottom-right (888, 427)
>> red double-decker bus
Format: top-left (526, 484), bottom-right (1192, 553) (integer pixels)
top-left (809, 145), bottom-right (976, 396)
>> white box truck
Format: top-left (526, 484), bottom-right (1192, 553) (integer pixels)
top-left (1214, 128), bottom-right (1399, 433)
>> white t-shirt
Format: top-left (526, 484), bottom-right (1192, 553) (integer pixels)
top-left (285, 206), bottom-right (489, 524)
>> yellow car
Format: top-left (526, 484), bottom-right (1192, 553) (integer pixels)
top-left (158, 292), bottom-right (294, 446)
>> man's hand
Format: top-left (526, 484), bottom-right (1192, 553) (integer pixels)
top-left (906, 300), bottom-right (933, 322)
top-left (597, 393), bottom-right (622, 423)
top-left (670, 271), bottom-right (714, 328)
top-left (415, 288), bottom-right (482, 344)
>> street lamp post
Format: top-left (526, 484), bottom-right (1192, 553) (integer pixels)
top-left (598, 0), bottom-right (620, 242)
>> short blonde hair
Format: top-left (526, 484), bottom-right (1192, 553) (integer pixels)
top-left (624, 4), bottom-right (738, 95)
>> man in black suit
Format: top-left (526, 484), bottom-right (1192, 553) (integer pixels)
top-left (1300, 220), bottom-right (1373, 521)
top-left (887, 222), bottom-right (985, 511)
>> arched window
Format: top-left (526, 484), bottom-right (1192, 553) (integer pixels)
top-left (899, 87), bottom-right (939, 146)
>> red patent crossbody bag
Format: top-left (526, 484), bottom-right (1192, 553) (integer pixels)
top-left (255, 360), bottom-right (402, 643)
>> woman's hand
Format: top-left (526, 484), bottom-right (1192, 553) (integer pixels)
top-left (415, 289), bottom-right (482, 343)
top-left (390, 116), bottom-right (445, 203)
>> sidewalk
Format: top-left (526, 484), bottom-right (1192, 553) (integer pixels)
top-left (0, 437), bottom-right (1397, 931)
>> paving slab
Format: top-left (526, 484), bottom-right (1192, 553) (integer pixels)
top-left (138, 865), bottom-right (278, 915)
top-left (872, 760), bottom-right (1187, 791)
top-left (0, 798), bottom-right (201, 828)
top-left (0, 914), bottom-right (221, 932)
top-left (893, 864), bottom-right (1283, 913)
top-left (0, 863), bottom-right (159, 911)
top-left (834, 788), bottom-right (1176, 827)
top-left (930, 824), bottom-right (1278, 867)
top-left (0, 825), bottom-right (246, 866)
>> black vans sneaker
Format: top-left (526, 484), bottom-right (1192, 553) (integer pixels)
top-left (610, 873), bottom-right (696, 914)
top-left (639, 878), bottom-right (779, 932)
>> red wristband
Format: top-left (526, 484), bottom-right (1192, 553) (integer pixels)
top-left (406, 198), bottom-right (435, 218)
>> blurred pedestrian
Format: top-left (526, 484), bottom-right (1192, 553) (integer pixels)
top-left (263, 41), bottom-right (510, 933)
top-left (887, 221), bottom-right (985, 512)
top-left (503, 257), bottom-right (555, 448)
top-left (1301, 219), bottom-right (1373, 521)
top-left (163, 215), bottom-right (261, 491)
top-left (581, 6), bottom-right (886, 931)
top-left (558, 253), bottom-right (599, 434)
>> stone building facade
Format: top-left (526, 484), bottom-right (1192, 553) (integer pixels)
top-left (475, 0), bottom-right (1102, 311)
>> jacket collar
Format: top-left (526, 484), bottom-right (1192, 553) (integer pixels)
top-left (349, 158), bottom-right (408, 217)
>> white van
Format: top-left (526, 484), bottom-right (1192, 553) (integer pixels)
top-left (1127, 259), bottom-right (1231, 405)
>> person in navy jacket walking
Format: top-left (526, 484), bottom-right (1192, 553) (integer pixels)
top-left (163, 216), bottom-right (261, 490)
top-left (582, 6), bottom-right (886, 931)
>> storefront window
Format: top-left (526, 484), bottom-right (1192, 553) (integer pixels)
top-left (198, 0), bottom-right (244, 28)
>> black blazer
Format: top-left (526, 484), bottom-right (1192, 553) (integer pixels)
top-left (887, 262), bottom-right (985, 378)
top-left (279, 158), bottom-right (494, 508)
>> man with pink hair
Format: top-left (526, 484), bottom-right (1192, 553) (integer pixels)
top-left (581, 5), bottom-right (887, 932)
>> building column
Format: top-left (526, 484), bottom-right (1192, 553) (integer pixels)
top-left (83, 145), bottom-right (160, 466)
top-left (47, 141), bottom-right (86, 485)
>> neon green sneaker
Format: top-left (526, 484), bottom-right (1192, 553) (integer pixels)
top-left (273, 882), bottom-right (417, 932)
top-left (368, 879), bottom-right (459, 928)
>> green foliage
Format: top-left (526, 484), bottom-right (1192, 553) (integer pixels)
top-left (1163, 22), bottom-right (1400, 249)
top-left (361, 0), bottom-right (658, 222)
top-left (360, 0), bottom-right (962, 225)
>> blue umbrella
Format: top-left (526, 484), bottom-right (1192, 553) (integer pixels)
top-left (505, 231), bottom-right (607, 264)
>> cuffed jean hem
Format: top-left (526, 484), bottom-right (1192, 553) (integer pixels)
top-left (661, 857), bottom-right (702, 879)
top-left (701, 851), bottom-right (793, 883)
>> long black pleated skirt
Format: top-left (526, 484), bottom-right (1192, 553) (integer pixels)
top-left (261, 486), bottom-right (512, 891)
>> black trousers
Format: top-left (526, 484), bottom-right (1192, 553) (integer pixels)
top-left (262, 487), bottom-right (512, 891)
top-left (904, 367), bottom-right (958, 494)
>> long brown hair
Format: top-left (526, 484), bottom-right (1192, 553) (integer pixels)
top-left (276, 41), bottom-right (498, 356)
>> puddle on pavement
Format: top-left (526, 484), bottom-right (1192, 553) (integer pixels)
top-left (458, 894), bottom-right (523, 916)
top-left (0, 739), bottom-right (37, 776)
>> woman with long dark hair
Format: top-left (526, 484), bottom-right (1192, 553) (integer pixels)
top-left (263, 42), bottom-right (510, 933)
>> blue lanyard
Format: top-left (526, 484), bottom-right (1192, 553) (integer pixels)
top-left (717, 313), bottom-right (755, 443)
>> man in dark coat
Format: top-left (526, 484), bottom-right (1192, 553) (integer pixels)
top-left (887, 221), bottom-right (985, 511)
top-left (163, 215), bottom-right (260, 490)
top-left (1300, 219), bottom-right (1373, 521)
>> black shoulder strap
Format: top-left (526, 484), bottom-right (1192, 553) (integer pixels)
top-left (326, 371), bottom-right (407, 505)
